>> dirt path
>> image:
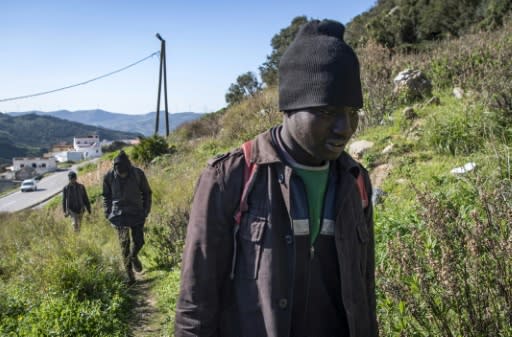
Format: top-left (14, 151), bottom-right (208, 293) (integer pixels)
top-left (129, 274), bottom-right (166, 337)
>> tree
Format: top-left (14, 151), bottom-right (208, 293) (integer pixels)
top-left (259, 16), bottom-right (310, 87)
top-left (225, 71), bottom-right (261, 106)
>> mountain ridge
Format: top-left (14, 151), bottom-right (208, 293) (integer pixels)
top-left (6, 109), bottom-right (205, 136)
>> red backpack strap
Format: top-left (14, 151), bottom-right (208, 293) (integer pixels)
top-left (234, 140), bottom-right (258, 225)
top-left (356, 173), bottom-right (369, 209)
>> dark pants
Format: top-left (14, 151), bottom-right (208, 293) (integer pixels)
top-left (116, 224), bottom-right (144, 269)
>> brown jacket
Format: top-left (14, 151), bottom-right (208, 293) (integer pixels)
top-left (175, 129), bottom-right (377, 337)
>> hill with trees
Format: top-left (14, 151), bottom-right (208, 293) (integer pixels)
top-left (0, 113), bottom-right (141, 164)
top-left (225, 0), bottom-right (511, 103)
top-left (7, 110), bottom-right (204, 136)
top-left (345, 0), bottom-right (511, 48)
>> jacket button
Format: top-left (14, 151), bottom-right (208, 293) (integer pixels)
top-left (284, 235), bottom-right (293, 244)
top-left (278, 173), bottom-right (284, 183)
top-left (278, 298), bottom-right (288, 309)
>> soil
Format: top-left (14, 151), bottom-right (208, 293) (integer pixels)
top-left (129, 273), bottom-right (166, 337)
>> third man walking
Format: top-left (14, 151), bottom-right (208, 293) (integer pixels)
top-left (102, 150), bottom-right (152, 284)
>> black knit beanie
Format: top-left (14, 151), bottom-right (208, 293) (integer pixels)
top-left (278, 19), bottom-right (363, 111)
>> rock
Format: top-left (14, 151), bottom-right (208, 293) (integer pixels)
top-left (453, 87), bottom-right (464, 99)
top-left (370, 163), bottom-right (392, 188)
top-left (426, 96), bottom-right (441, 105)
top-left (403, 106), bottom-right (417, 120)
top-left (372, 187), bottom-right (386, 206)
top-left (393, 69), bottom-right (432, 101)
top-left (382, 144), bottom-right (394, 154)
top-left (348, 140), bottom-right (374, 159)
top-left (450, 162), bottom-right (476, 175)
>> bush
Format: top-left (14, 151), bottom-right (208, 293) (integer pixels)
top-left (377, 169), bottom-right (512, 336)
top-left (357, 40), bottom-right (400, 128)
top-left (131, 135), bottom-right (169, 165)
top-left (101, 140), bottom-right (129, 153)
top-left (381, 181), bottom-right (512, 336)
top-left (144, 208), bottom-right (188, 270)
top-left (6, 291), bottom-right (129, 337)
top-left (174, 110), bottom-right (223, 141)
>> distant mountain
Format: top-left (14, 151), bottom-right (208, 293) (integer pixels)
top-left (7, 109), bottom-right (205, 136)
top-left (0, 113), bottom-right (141, 165)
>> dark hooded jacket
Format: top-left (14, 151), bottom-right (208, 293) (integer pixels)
top-left (175, 129), bottom-right (377, 337)
top-left (62, 182), bottom-right (91, 214)
top-left (102, 151), bottom-right (152, 227)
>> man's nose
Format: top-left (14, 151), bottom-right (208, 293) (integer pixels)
top-left (332, 114), bottom-right (352, 135)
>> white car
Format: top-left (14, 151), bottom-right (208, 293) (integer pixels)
top-left (20, 179), bottom-right (38, 192)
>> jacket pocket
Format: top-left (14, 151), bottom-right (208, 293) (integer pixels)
top-left (236, 213), bottom-right (266, 279)
top-left (356, 224), bottom-right (369, 276)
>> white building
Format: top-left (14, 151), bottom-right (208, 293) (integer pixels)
top-left (54, 151), bottom-right (84, 163)
top-left (12, 157), bottom-right (57, 174)
top-left (74, 135), bottom-right (102, 159)
top-left (0, 171), bottom-right (15, 180)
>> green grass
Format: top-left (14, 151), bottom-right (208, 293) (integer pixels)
top-left (2, 19), bottom-right (512, 336)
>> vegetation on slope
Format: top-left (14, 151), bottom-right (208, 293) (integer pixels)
top-left (345, 0), bottom-right (511, 48)
top-left (1, 13), bottom-right (511, 337)
top-left (0, 113), bottom-right (141, 165)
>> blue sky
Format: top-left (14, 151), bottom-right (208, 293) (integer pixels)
top-left (1, 0), bottom-right (375, 115)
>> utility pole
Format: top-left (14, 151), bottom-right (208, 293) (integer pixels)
top-left (155, 33), bottom-right (169, 136)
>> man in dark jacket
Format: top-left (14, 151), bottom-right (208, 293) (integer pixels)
top-left (102, 150), bottom-right (152, 284)
top-left (175, 19), bottom-right (377, 337)
top-left (62, 170), bottom-right (91, 232)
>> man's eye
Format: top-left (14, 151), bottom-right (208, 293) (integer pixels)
top-left (313, 109), bottom-right (334, 116)
top-left (312, 107), bottom-right (359, 117)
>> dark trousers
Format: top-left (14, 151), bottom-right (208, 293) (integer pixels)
top-left (116, 224), bottom-right (144, 268)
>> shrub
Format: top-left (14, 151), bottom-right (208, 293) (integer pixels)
top-left (377, 172), bottom-right (512, 336)
top-left (12, 291), bottom-right (129, 337)
top-left (101, 140), bottom-right (129, 153)
top-left (144, 208), bottom-right (188, 270)
top-left (131, 135), bottom-right (169, 165)
top-left (174, 110), bottom-right (223, 140)
top-left (357, 40), bottom-right (400, 128)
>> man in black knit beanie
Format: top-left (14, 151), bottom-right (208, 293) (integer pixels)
top-left (175, 19), bottom-right (377, 337)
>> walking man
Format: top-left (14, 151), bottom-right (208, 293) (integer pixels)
top-left (102, 150), bottom-right (152, 284)
top-left (62, 171), bottom-right (91, 232)
top-left (175, 19), bottom-right (377, 336)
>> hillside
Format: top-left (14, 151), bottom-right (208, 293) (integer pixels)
top-left (0, 113), bottom-right (141, 164)
top-left (345, 0), bottom-right (511, 48)
top-left (7, 110), bottom-right (204, 136)
top-left (0, 13), bottom-right (511, 337)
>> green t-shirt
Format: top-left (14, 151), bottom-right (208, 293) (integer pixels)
top-left (294, 164), bottom-right (330, 245)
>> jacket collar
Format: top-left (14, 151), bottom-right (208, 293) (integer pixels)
top-left (251, 127), bottom-right (361, 177)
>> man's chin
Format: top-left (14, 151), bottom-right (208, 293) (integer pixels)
top-left (321, 147), bottom-right (345, 161)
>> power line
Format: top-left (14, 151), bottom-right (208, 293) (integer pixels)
top-left (0, 51), bottom-right (160, 103)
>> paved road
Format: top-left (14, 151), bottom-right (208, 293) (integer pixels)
top-left (0, 160), bottom-right (97, 213)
